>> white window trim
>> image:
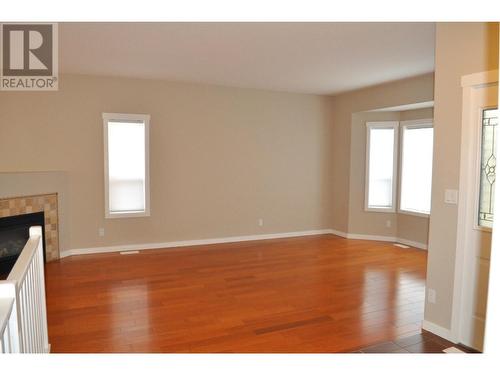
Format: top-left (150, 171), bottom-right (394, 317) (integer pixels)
top-left (398, 119), bottom-right (433, 218)
top-left (103, 112), bottom-right (151, 219)
top-left (364, 121), bottom-right (399, 213)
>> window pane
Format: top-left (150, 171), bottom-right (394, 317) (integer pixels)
top-left (478, 108), bottom-right (498, 228)
top-left (368, 127), bottom-right (395, 208)
top-left (107, 121), bottom-right (146, 213)
top-left (400, 126), bottom-right (433, 214)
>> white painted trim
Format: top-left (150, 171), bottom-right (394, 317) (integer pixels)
top-left (102, 113), bottom-right (151, 122)
top-left (339, 232), bottom-right (427, 249)
top-left (365, 121), bottom-right (399, 213)
top-left (398, 209), bottom-right (430, 218)
top-left (484, 63), bottom-right (500, 353)
top-left (452, 77), bottom-right (476, 345)
top-left (330, 229), bottom-right (348, 238)
top-left (369, 101), bottom-right (434, 113)
top-left (461, 70), bottom-right (498, 88)
top-left (60, 229), bottom-right (428, 258)
top-left (321, 231), bottom-right (395, 242)
top-left (399, 118), bottom-right (434, 128)
top-left (103, 112), bottom-right (151, 219)
top-left (60, 229), bottom-right (335, 258)
top-left (396, 238), bottom-right (428, 250)
top-left (347, 233), bottom-right (427, 250)
top-left (452, 71), bottom-right (498, 348)
top-left (347, 233), bottom-right (397, 242)
top-left (423, 320), bottom-right (457, 343)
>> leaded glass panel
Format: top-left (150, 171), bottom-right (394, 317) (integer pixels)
top-left (478, 108), bottom-right (498, 228)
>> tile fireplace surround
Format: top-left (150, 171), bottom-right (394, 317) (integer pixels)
top-left (0, 193), bottom-right (59, 261)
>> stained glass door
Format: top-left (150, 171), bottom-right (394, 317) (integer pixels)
top-left (478, 108), bottom-right (498, 228)
top-left (458, 78), bottom-right (497, 352)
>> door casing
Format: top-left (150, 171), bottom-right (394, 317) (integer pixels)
top-left (451, 69), bottom-right (499, 348)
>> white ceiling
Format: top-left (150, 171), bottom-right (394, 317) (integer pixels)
top-left (59, 23), bottom-right (436, 95)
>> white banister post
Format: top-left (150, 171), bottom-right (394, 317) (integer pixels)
top-left (31, 225), bottom-right (49, 353)
top-left (29, 226), bottom-right (43, 237)
top-left (1, 225), bottom-right (49, 353)
top-left (0, 283), bottom-right (21, 353)
top-left (30, 226), bottom-right (49, 352)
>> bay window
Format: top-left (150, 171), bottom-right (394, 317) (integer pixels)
top-left (399, 120), bottom-right (434, 216)
top-left (365, 121), bottom-right (399, 212)
top-left (365, 119), bottom-right (434, 216)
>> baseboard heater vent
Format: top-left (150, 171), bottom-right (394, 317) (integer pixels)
top-left (119, 250), bottom-right (140, 255)
top-left (443, 347), bottom-right (466, 353)
top-left (394, 243), bottom-right (410, 249)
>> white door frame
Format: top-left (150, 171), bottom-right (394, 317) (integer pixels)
top-left (484, 50), bottom-right (500, 352)
top-left (451, 69), bottom-right (499, 344)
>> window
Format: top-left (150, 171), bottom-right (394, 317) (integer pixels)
top-left (399, 120), bottom-right (434, 216)
top-left (103, 113), bottom-right (150, 218)
top-left (365, 122), bottom-right (398, 212)
top-left (478, 108), bottom-right (498, 228)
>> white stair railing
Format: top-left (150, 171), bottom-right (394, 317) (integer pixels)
top-left (0, 226), bottom-right (49, 353)
top-left (0, 283), bottom-right (20, 353)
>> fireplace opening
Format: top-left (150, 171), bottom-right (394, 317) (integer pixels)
top-left (0, 212), bottom-right (46, 278)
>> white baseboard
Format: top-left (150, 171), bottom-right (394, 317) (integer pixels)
top-left (60, 229), bottom-right (334, 258)
top-left (396, 238), bottom-right (428, 250)
top-left (330, 229), bottom-right (348, 238)
top-left (60, 228), bottom-right (427, 258)
top-left (347, 233), bottom-right (397, 242)
top-left (422, 320), bottom-right (457, 343)
top-left (339, 232), bottom-right (428, 250)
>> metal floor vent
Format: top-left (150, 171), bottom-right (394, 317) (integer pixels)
top-left (443, 347), bottom-right (466, 353)
top-left (394, 243), bottom-right (410, 249)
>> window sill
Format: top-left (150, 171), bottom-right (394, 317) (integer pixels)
top-left (365, 207), bottom-right (396, 214)
top-left (105, 210), bottom-right (150, 219)
top-left (398, 209), bottom-right (430, 218)
top-left (474, 224), bottom-right (492, 233)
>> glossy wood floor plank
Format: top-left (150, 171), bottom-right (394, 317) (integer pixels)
top-left (45, 235), bottom-right (427, 353)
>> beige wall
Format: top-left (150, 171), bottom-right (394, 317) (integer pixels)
top-left (0, 73), bottom-right (434, 254)
top-left (348, 111), bottom-right (400, 237)
top-left (330, 74), bottom-right (435, 233)
top-left (347, 107), bottom-right (433, 245)
top-left (0, 75), bottom-right (335, 251)
top-left (425, 23), bottom-right (499, 330)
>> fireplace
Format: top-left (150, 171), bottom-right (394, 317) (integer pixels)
top-left (0, 193), bottom-right (59, 261)
top-left (0, 212), bottom-right (46, 277)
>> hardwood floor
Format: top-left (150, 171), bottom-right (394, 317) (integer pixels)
top-left (355, 331), bottom-right (464, 353)
top-left (45, 234), bottom-right (427, 353)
